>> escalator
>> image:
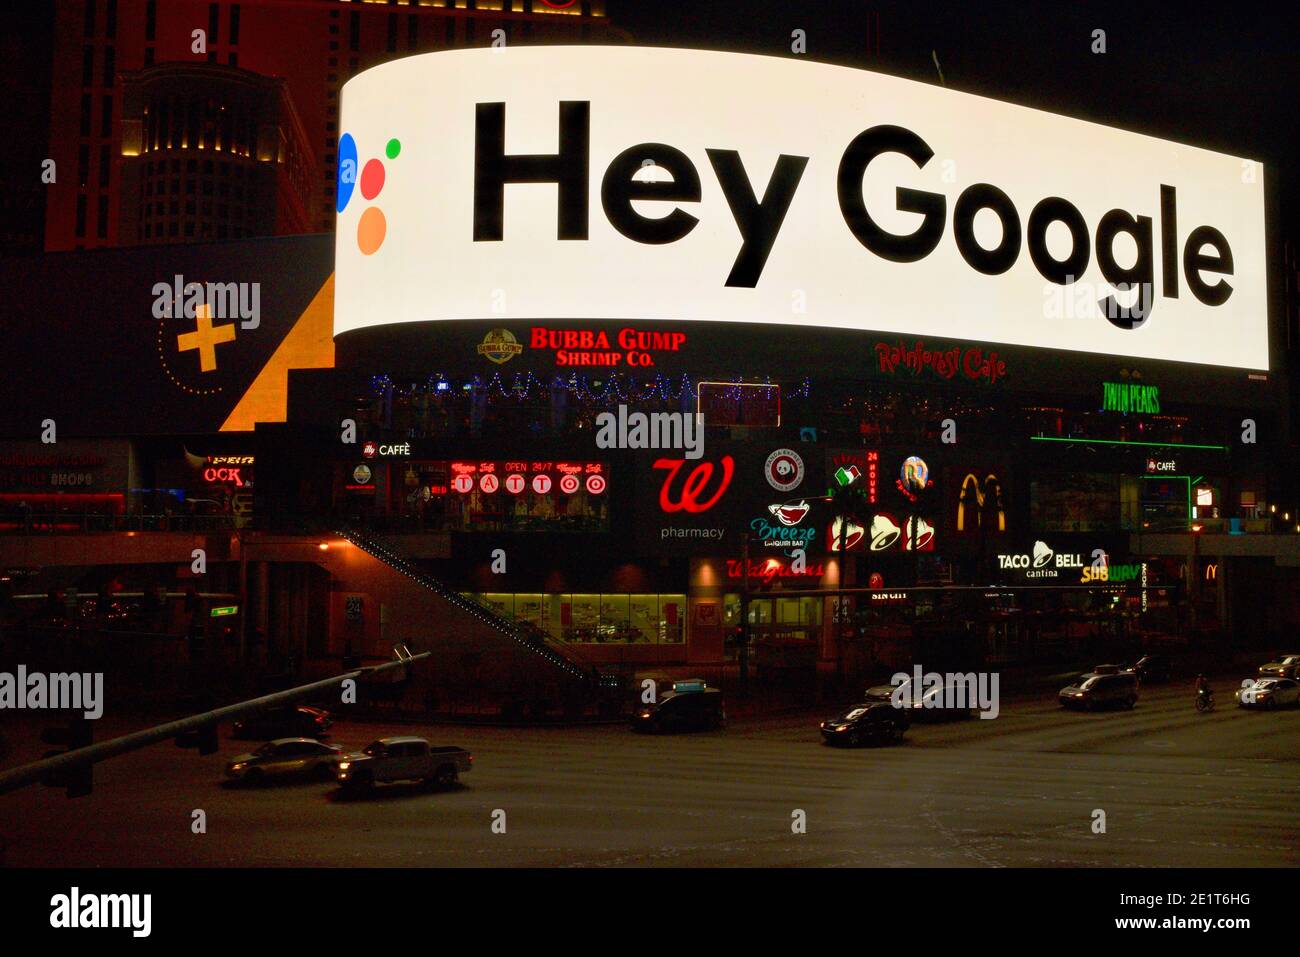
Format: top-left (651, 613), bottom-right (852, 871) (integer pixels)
top-left (334, 527), bottom-right (620, 692)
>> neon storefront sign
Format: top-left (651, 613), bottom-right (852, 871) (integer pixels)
top-left (726, 558), bottom-right (825, 584)
top-left (956, 473), bottom-right (1006, 532)
top-left (829, 450), bottom-right (878, 503)
top-left (875, 341), bottom-right (1008, 385)
top-left (654, 456), bottom-right (734, 513)
top-left (528, 327), bottom-right (687, 367)
top-left (448, 460), bottom-right (606, 495)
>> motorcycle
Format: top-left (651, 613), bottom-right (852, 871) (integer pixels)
top-left (1195, 689), bottom-right (1215, 713)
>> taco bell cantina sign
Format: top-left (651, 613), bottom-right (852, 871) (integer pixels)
top-left (997, 541), bottom-right (1085, 579)
top-left (336, 47), bottom-right (1267, 370)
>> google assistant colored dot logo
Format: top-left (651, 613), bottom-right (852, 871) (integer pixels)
top-left (337, 133), bottom-right (401, 255)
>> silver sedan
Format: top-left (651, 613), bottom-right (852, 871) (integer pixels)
top-left (225, 738), bottom-right (344, 785)
top-left (1235, 678), bottom-right (1300, 710)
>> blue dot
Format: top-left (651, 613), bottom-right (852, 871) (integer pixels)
top-left (336, 133), bottom-right (358, 214)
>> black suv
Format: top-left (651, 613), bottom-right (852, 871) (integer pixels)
top-left (631, 688), bottom-right (725, 733)
top-left (1128, 654), bottom-right (1173, 684)
top-left (820, 702), bottom-right (908, 746)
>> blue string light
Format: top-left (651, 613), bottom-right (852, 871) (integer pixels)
top-left (368, 372), bottom-right (811, 404)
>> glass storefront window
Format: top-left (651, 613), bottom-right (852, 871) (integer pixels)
top-left (629, 594), bottom-right (658, 644)
top-left (659, 596), bottom-right (685, 643)
top-left (465, 592), bottom-right (688, 644)
top-left (599, 594), bottom-right (631, 643)
top-left (722, 593), bottom-right (821, 645)
top-left (514, 593), bottom-right (546, 629)
top-left (478, 593), bottom-right (514, 618)
top-left (568, 594), bottom-right (601, 642)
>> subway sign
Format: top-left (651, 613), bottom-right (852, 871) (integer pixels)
top-left (335, 47), bottom-right (1268, 370)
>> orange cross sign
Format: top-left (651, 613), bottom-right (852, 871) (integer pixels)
top-left (177, 305), bottom-right (236, 372)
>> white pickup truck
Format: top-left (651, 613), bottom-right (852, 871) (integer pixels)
top-left (336, 736), bottom-right (472, 793)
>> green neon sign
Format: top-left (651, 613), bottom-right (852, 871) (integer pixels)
top-left (1101, 381), bottom-right (1160, 414)
top-left (210, 605), bottom-right (239, 618)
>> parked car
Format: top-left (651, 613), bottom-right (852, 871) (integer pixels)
top-left (336, 737), bottom-right (472, 793)
top-left (1126, 655), bottom-right (1173, 684)
top-left (225, 738), bottom-right (344, 785)
top-left (631, 686), bottom-right (725, 733)
top-left (1090, 663), bottom-right (1122, 676)
top-left (864, 676), bottom-right (973, 720)
top-left (1059, 671), bottom-right (1139, 710)
top-left (820, 702), bottom-right (908, 746)
top-left (1257, 654), bottom-right (1300, 680)
top-left (232, 705), bottom-right (332, 740)
top-left (1235, 677), bottom-right (1300, 709)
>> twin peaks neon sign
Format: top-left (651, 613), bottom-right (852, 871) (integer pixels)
top-left (1101, 381), bottom-right (1160, 414)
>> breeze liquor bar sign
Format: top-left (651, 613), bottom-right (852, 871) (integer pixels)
top-left (335, 47), bottom-right (1268, 370)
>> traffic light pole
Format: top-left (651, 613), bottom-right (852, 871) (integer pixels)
top-left (739, 533), bottom-right (751, 696)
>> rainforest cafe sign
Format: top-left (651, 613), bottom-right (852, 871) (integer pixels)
top-left (876, 341), bottom-right (1008, 385)
top-left (336, 48), bottom-right (1267, 370)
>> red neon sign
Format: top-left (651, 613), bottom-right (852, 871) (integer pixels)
top-left (725, 558), bottom-right (825, 584)
top-left (203, 467), bottom-right (246, 487)
top-left (653, 456), bottom-right (734, 514)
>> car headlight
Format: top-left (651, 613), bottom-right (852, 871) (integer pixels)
top-left (338, 761), bottom-right (351, 770)
top-left (230, 763), bottom-right (247, 771)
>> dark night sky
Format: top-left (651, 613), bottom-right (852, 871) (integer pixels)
top-left (608, 0), bottom-right (1298, 244)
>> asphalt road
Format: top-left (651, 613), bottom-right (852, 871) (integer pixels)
top-left (2, 682), bottom-right (1297, 867)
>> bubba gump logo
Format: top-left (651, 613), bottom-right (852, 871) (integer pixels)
top-left (477, 329), bottom-right (524, 364)
top-left (529, 327), bottom-right (687, 367)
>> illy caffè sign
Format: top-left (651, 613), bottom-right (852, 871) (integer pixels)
top-left (335, 47), bottom-right (1267, 370)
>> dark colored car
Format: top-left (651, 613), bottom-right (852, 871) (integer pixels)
top-left (1127, 655), bottom-right (1173, 684)
top-left (631, 687), bottom-right (725, 733)
top-left (1059, 672), bottom-right (1139, 710)
top-left (820, 702), bottom-right (908, 746)
top-left (865, 676), bottom-right (975, 721)
top-left (232, 705), bottom-right (333, 740)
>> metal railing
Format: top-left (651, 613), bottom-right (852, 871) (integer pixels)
top-left (0, 511), bottom-right (240, 534)
top-left (334, 527), bottom-right (616, 687)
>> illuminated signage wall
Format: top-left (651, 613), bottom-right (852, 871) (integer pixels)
top-left (336, 47), bottom-right (1268, 370)
top-left (390, 459), bottom-right (608, 532)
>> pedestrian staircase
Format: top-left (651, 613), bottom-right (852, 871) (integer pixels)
top-left (334, 527), bottom-right (619, 691)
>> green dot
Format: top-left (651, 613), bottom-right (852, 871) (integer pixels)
top-left (385, 138), bottom-right (401, 159)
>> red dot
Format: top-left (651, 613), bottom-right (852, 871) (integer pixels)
top-left (360, 159), bottom-right (385, 200)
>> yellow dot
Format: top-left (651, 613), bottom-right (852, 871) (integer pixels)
top-left (357, 206), bottom-right (387, 255)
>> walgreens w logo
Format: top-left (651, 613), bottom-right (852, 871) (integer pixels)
top-left (654, 456), bottom-right (734, 513)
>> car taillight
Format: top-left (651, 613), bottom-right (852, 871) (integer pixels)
top-left (468, 754), bottom-right (474, 763)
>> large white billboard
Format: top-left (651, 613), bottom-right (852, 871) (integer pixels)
top-left (334, 47), bottom-right (1268, 370)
